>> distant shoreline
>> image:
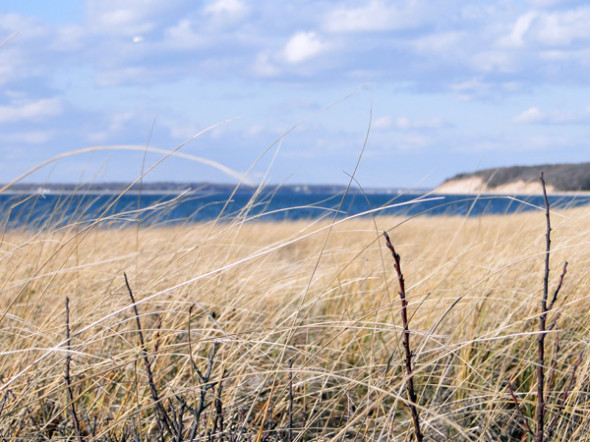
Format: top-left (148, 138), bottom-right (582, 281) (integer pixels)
top-left (3, 181), bottom-right (590, 197)
top-left (0, 182), bottom-right (431, 196)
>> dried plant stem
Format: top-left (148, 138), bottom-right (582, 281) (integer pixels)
top-left (65, 297), bottom-right (82, 442)
top-left (536, 172), bottom-right (551, 442)
top-left (383, 231), bottom-right (423, 442)
top-left (188, 338), bottom-right (220, 440)
top-left (506, 381), bottom-right (534, 437)
top-left (213, 369), bottom-right (228, 438)
top-left (546, 353), bottom-right (584, 440)
top-left (288, 359), bottom-right (294, 442)
top-left (124, 273), bottom-right (172, 437)
top-left (548, 262), bottom-right (568, 311)
top-left (561, 353), bottom-right (583, 403)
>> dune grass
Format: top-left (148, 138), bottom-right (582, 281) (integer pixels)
top-left (0, 201), bottom-right (588, 440)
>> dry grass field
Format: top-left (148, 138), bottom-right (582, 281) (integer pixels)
top-left (0, 203), bottom-right (589, 440)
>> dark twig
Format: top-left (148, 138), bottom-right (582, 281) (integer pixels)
top-left (153, 314), bottom-right (163, 362)
top-left (548, 312), bottom-right (561, 332)
top-left (64, 297), bottom-right (82, 442)
top-left (173, 396), bottom-right (186, 442)
top-left (288, 359), bottom-right (294, 442)
top-left (506, 380), bottom-right (534, 437)
top-left (561, 353), bottom-right (583, 403)
top-left (383, 231), bottom-right (423, 442)
top-left (535, 172), bottom-right (551, 442)
top-left (548, 261), bottom-right (568, 312)
top-left (188, 340), bottom-right (220, 440)
top-left (124, 273), bottom-right (173, 437)
top-left (0, 389), bottom-right (13, 419)
top-left (213, 369), bottom-right (229, 438)
top-left (546, 352), bottom-right (584, 440)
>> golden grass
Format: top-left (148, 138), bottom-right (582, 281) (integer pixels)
top-left (0, 206), bottom-right (589, 440)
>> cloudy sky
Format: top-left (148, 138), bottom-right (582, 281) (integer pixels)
top-left (0, 0), bottom-right (589, 188)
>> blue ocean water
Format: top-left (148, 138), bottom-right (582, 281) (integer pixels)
top-left (1, 190), bottom-right (589, 229)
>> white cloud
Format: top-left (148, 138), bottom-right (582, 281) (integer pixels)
top-left (538, 47), bottom-right (590, 63)
top-left (89, 8), bottom-right (153, 36)
top-left (50, 25), bottom-right (87, 52)
top-left (245, 124), bottom-right (263, 137)
top-left (0, 98), bottom-right (62, 124)
top-left (449, 78), bottom-right (493, 101)
top-left (282, 31), bottom-right (327, 64)
top-left (470, 50), bottom-right (516, 73)
top-left (95, 66), bottom-right (151, 87)
top-left (373, 116), bottom-right (393, 129)
top-left (169, 123), bottom-right (202, 140)
top-left (411, 31), bottom-right (465, 54)
top-left (528, 7), bottom-right (590, 45)
top-left (374, 115), bottom-right (444, 130)
top-left (500, 12), bottom-right (537, 47)
top-left (87, 111), bottom-right (136, 143)
top-left (164, 19), bottom-right (206, 50)
top-left (204, 0), bottom-right (247, 17)
top-left (0, 131), bottom-right (53, 144)
top-left (0, 13), bottom-right (46, 37)
top-left (513, 106), bottom-right (590, 124)
top-left (526, 0), bottom-right (560, 6)
top-left (378, 133), bottom-right (432, 151)
top-left (253, 52), bottom-right (280, 77)
top-left (324, 0), bottom-right (426, 33)
top-left (108, 111), bottom-right (135, 131)
top-left (85, 0), bottom-right (182, 36)
top-left (513, 107), bottom-right (544, 123)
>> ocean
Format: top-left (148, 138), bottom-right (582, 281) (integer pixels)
top-left (1, 189), bottom-right (590, 229)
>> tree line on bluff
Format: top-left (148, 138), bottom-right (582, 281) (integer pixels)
top-left (447, 163), bottom-right (590, 191)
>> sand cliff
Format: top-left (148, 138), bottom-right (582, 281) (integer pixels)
top-left (434, 176), bottom-right (556, 195)
top-left (435, 163), bottom-right (590, 195)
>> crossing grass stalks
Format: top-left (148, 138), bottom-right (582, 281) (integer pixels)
top-left (0, 196), bottom-right (588, 440)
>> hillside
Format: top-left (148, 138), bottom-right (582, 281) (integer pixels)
top-left (436, 162), bottom-right (590, 194)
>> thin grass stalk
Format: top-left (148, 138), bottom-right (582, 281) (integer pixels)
top-left (383, 231), bottom-right (423, 442)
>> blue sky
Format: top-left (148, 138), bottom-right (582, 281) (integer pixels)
top-left (0, 0), bottom-right (589, 188)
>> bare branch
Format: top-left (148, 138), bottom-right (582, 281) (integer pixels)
top-left (124, 273), bottom-right (173, 436)
top-left (548, 261), bottom-right (568, 312)
top-left (506, 380), bottom-right (534, 437)
top-left (383, 231), bottom-right (423, 442)
top-left (535, 171), bottom-right (550, 442)
top-left (64, 297), bottom-right (82, 442)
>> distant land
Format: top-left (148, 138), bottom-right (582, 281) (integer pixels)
top-left (7, 163), bottom-right (590, 196)
top-left (435, 163), bottom-right (590, 195)
top-left (0, 182), bottom-right (426, 195)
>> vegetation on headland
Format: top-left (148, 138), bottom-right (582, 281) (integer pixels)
top-left (0, 194), bottom-right (588, 440)
top-left (441, 162), bottom-right (590, 192)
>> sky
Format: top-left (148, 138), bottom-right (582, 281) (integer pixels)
top-left (0, 0), bottom-right (589, 188)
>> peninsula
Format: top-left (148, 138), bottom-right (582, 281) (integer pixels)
top-left (435, 163), bottom-right (590, 194)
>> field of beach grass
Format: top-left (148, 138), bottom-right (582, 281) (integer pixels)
top-left (0, 203), bottom-right (589, 440)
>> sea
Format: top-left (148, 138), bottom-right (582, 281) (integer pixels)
top-left (1, 187), bottom-right (590, 229)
